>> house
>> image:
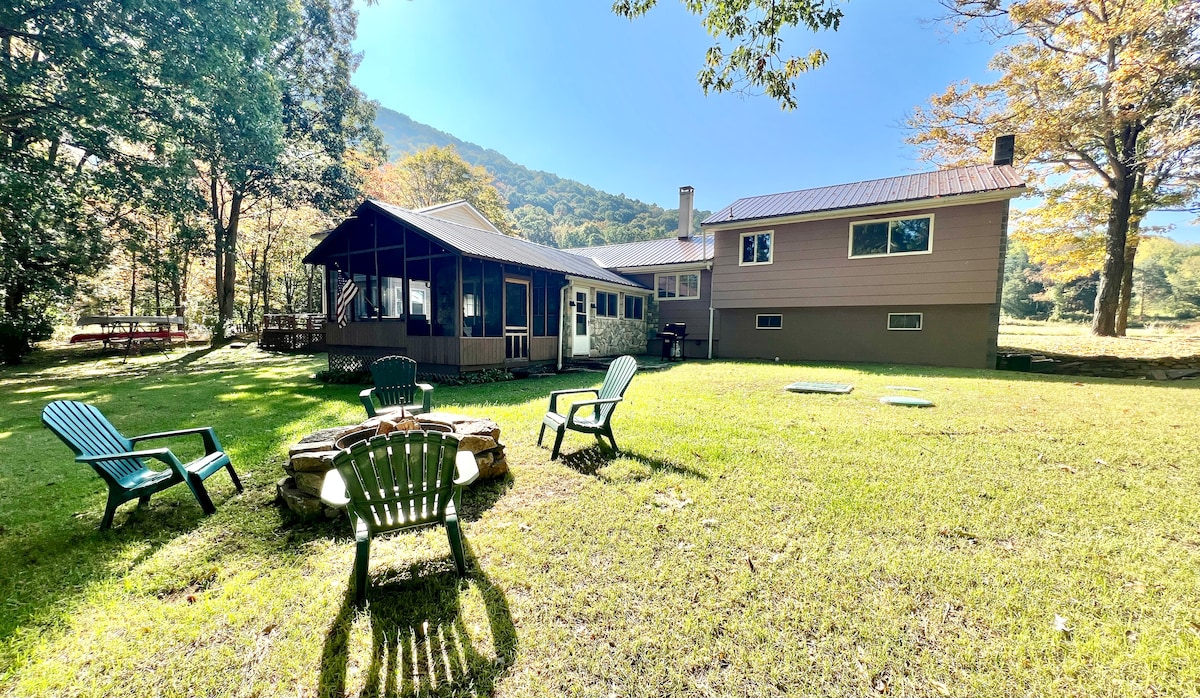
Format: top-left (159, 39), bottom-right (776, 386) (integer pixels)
top-left (305, 138), bottom-right (1024, 373)
top-left (698, 137), bottom-right (1026, 368)
top-left (301, 199), bottom-right (652, 375)
top-left (564, 187), bottom-right (717, 357)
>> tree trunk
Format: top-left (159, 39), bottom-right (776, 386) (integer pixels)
top-left (128, 248), bottom-right (137, 316)
top-left (1115, 229), bottom-right (1139, 336)
top-left (1091, 177), bottom-right (1136, 336)
top-left (219, 190), bottom-right (244, 337)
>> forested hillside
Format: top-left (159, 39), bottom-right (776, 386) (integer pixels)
top-left (375, 107), bottom-right (706, 248)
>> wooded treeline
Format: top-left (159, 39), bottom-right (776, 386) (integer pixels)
top-left (0, 0), bottom-right (381, 363)
top-left (1003, 237), bottom-right (1200, 323)
top-left (374, 108), bottom-right (710, 249)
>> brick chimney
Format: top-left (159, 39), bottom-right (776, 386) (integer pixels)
top-left (992, 135), bottom-right (1015, 167)
top-left (677, 186), bottom-right (694, 240)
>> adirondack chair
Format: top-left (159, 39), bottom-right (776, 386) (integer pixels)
top-left (359, 355), bottom-right (434, 418)
top-left (320, 431), bottom-right (479, 605)
top-left (40, 400), bottom-right (242, 530)
top-left (538, 355), bottom-right (638, 460)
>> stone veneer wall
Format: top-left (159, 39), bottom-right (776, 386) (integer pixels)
top-left (590, 316), bottom-right (647, 356)
top-left (1025, 353), bottom-right (1200, 380)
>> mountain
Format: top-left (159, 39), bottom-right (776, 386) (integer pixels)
top-left (374, 106), bottom-right (707, 248)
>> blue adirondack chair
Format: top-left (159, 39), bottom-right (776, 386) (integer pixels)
top-left (41, 400), bottom-right (242, 529)
top-left (320, 430), bottom-right (479, 605)
top-left (538, 355), bottom-right (638, 460)
top-left (360, 355), bottom-right (434, 418)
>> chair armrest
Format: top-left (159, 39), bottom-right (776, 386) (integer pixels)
top-left (79, 449), bottom-right (188, 480)
top-left (320, 470), bottom-right (350, 508)
top-left (454, 450), bottom-right (479, 487)
top-left (566, 397), bottom-right (623, 423)
top-left (359, 388), bottom-right (377, 417)
top-left (548, 388), bottom-right (598, 413)
top-left (417, 384), bottom-right (434, 413)
top-left (131, 426), bottom-right (223, 454)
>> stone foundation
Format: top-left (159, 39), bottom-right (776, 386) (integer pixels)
top-left (276, 411), bottom-right (508, 518)
top-left (591, 316), bottom-right (648, 356)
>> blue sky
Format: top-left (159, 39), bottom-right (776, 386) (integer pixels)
top-left (350, 0), bottom-right (1198, 243)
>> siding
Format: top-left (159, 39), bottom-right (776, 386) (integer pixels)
top-left (626, 270), bottom-right (717, 341)
top-left (710, 201), bottom-right (1007, 308)
top-left (718, 305), bottom-right (995, 368)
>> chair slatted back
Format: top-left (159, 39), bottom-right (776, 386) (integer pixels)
top-left (41, 401), bottom-right (146, 484)
top-left (594, 355), bottom-right (638, 425)
top-left (333, 431), bottom-right (461, 533)
top-left (369, 356), bottom-right (419, 408)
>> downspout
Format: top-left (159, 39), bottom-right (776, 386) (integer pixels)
top-left (706, 231), bottom-right (715, 359)
top-left (557, 281), bottom-right (570, 371)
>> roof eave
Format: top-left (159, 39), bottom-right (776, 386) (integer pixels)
top-left (701, 187), bottom-right (1027, 232)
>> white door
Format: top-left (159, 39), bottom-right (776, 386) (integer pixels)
top-left (572, 288), bottom-right (590, 355)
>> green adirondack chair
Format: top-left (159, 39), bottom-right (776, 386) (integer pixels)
top-left (320, 430), bottom-right (479, 605)
top-left (538, 355), bottom-right (638, 460)
top-left (359, 355), bottom-right (434, 418)
top-left (40, 400), bottom-right (242, 530)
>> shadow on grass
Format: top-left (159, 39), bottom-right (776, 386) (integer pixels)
top-left (0, 497), bottom-right (212, 642)
top-left (559, 446), bottom-right (708, 480)
top-left (319, 542), bottom-right (516, 698)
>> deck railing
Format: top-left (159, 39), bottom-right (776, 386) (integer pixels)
top-left (260, 314), bottom-right (326, 352)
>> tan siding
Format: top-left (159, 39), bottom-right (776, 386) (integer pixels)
top-left (627, 269), bottom-right (716, 340)
top-left (460, 338), bottom-right (505, 367)
top-left (711, 201), bottom-right (1007, 309)
top-left (530, 337), bottom-right (558, 362)
top-left (326, 321), bottom-right (406, 347)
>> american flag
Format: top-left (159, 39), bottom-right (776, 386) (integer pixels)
top-left (335, 272), bottom-right (358, 328)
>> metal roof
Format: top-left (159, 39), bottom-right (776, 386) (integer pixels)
top-left (564, 235), bottom-right (714, 269)
top-left (703, 164), bottom-right (1026, 226)
top-left (307, 200), bottom-right (644, 289)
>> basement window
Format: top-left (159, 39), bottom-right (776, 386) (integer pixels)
top-left (756, 314), bottom-right (783, 330)
top-left (887, 313), bottom-right (923, 331)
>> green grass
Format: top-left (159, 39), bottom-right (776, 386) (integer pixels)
top-left (1, 345), bottom-right (1199, 696)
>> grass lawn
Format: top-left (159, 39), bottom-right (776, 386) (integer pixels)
top-left (1, 344), bottom-right (1198, 696)
top-left (1000, 319), bottom-right (1200, 359)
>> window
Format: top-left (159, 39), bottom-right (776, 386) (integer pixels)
top-left (624, 294), bottom-right (644, 320)
top-left (887, 313), bottom-right (923, 331)
top-left (850, 215), bottom-right (933, 258)
top-left (756, 314), bottom-right (782, 330)
top-left (740, 231), bottom-right (773, 265)
top-left (656, 272), bottom-right (700, 300)
top-left (596, 291), bottom-right (618, 318)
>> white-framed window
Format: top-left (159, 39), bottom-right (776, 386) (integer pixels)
top-left (756, 314), bottom-right (783, 330)
top-left (596, 291), bottom-right (618, 318)
top-left (849, 214), bottom-right (934, 258)
top-left (656, 272), bottom-right (700, 301)
top-left (887, 313), bottom-right (923, 331)
top-left (740, 231), bottom-right (773, 265)
top-left (624, 294), bottom-right (644, 320)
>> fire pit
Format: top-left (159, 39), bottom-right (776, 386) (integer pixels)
top-left (276, 411), bottom-right (508, 518)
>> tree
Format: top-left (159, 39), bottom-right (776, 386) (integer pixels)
top-left (0, 0), bottom-right (186, 361)
top-left (907, 0), bottom-right (1200, 336)
top-left (363, 145), bottom-right (518, 236)
top-left (184, 0), bottom-right (381, 339)
top-left (1001, 239), bottom-right (1049, 319)
top-left (612, 0), bottom-right (843, 110)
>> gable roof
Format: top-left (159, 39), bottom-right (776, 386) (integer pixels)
top-left (415, 200), bottom-right (502, 233)
top-left (304, 200), bottom-right (644, 289)
top-left (703, 164), bottom-right (1026, 227)
top-left (564, 235), bottom-right (714, 269)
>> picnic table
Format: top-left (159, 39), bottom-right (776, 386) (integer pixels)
top-left (70, 315), bottom-right (188, 361)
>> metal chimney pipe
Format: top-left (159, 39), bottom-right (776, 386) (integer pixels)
top-left (992, 135), bottom-right (1016, 166)
top-left (678, 186), bottom-right (694, 240)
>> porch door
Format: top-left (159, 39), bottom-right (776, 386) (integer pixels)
top-left (572, 288), bottom-right (590, 356)
top-left (505, 279), bottom-right (529, 360)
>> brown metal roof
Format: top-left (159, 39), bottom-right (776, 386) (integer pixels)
top-left (702, 164), bottom-right (1026, 226)
top-left (305, 200), bottom-right (645, 289)
top-left (564, 235), bottom-right (714, 269)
